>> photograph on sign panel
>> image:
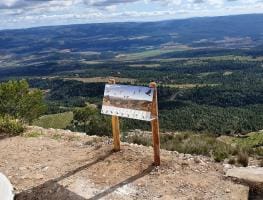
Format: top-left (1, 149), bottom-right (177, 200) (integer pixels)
top-left (101, 84), bottom-right (154, 121)
top-left (103, 84), bottom-right (153, 111)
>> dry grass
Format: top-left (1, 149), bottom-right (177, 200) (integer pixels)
top-left (125, 132), bottom-right (235, 162)
top-left (237, 152), bottom-right (249, 167)
top-left (228, 157), bottom-right (236, 165)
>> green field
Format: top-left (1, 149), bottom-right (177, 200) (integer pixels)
top-left (33, 112), bottom-right (73, 129)
top-left (115, 47), bottom-right (190, 61)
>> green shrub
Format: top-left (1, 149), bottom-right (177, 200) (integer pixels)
top-left (0, 80), bottom-right (46, 123)
top-left (213, 149), bottom-right (229, 162)
top-left (0, 116), bottom-right (24, 136)
top-left (237, 151), bottom-right (249, 167)
top-left (213, 142), bottom-right (232, 162)
top-left (70, 106), bottom-right (111, 136)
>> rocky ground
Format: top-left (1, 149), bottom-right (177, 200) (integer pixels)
top-left (0, 126), bottom-right (256, 200)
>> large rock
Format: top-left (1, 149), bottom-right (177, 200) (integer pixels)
top-left (226, 167), bottom-right (263, 183)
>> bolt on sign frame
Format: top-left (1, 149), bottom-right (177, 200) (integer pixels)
top-left (101, 79), bottom-right (160, 166)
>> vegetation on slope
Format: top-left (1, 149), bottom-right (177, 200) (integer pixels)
top-left (0, 116), bottom-right (24, 136)
top-left (0, 15), bottom-right (262, 162)
top-left (0, 80), bottom-right (45, 135)
top-left (69, 106), bottom-right (111, 136)
top-left (0, 80), bottom-right (46, 123)
top-left (33, 112), bottom-right (73, 129)
top-left (125, 131), bottom-right (261, 164)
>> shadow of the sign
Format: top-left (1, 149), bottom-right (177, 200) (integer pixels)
top-left (15, 150), bottom-right (154, 200)
top-left (88, 164), bottom-right (154, 200)
top-left (15, 151), bottom-right (113, 200)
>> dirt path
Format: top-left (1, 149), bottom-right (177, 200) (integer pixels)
top-left (0, 127), bottom-right (249, 200)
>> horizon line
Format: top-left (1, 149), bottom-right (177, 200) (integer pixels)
top-left (1, 13), bottom-right (262, 32)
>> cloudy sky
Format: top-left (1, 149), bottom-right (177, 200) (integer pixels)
top-left (0, 0), bottom-right (262, 30)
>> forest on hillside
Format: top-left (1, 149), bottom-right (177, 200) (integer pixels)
top-left (25, 52), bottom-right (263, 135)
top-left (0, 14), bottom-right (263, 136)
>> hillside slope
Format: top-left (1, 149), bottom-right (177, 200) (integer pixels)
top-left (0, 14), bottom-right (262, 54)
top-left (0, 126), bottom-right (250, 200)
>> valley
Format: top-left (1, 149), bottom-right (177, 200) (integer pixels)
top-left (1, 15), bottom-right (263, 135)
top-left (0, 13), bottom-right (263, 199)
top-left (0, 14), bottom-right (262, 159)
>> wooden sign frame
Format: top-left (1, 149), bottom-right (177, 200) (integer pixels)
top-left (107, 79), bottom-right (160, 166)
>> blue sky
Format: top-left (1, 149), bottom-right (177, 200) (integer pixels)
top-left (0, 0), bottom-right (262, 30)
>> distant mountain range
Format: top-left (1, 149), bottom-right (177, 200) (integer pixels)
top-left (0, 14), bottom-right (263, 79)
top-left (0, 14), bottom-right (263, 55)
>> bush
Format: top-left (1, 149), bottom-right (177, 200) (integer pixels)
top-left (237, 152), bottom-right (249, 167)
top-left (70, 106), bottom-right (111, 136)
top-left (213, 149), bottom-right (229, 162)
top-left (259, 159), bottom-right (263, 167)
top-left (0, 80), bottom-right (46, 123)
top-left (0, 116), bottom-right (24, 136)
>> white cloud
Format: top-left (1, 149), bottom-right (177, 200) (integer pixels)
top-left (0, 0), bottom-right (262, 30)
top-left (0, 0), bottom-right (29, 9)
top-left (208, 0), bottom-right (224, 5)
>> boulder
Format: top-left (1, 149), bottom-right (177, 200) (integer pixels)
top-left (226, 167), bottom-right (263, 183)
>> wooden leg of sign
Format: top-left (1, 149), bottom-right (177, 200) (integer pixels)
top-left (112, 115), bottom-right (121, 151)
top-left (109, 79), bottom-right (121, 152)
top-left (149, 82), bottom-right (161, 166)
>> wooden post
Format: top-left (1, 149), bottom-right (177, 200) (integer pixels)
top-left (149, 82), bottom-right (161, 166)
top-left (109, 79), bottom-right (121, 152)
